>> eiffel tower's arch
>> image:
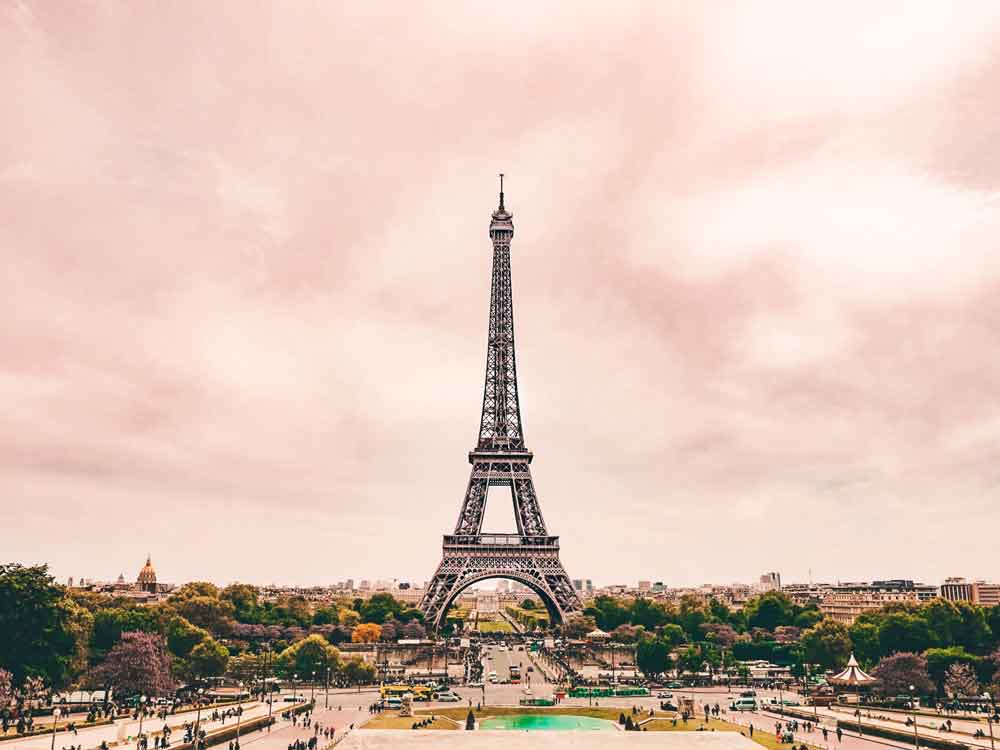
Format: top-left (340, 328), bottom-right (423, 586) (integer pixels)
top-left (435, 572), bottom-right (564, 631)
top-left (420, 179), bottom-right (581, 631)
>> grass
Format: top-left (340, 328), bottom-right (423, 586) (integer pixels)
top-left (477, 620), bottom-right (514, 633)
top-left (362, 713), bottom-right (458, 730)
top-left (643, 716), bottom-right (822, 750)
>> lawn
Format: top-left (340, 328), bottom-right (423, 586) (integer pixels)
top-left (362, 713), bottom-right (458, 730)
top-left (476, 620), bottom-right (514, 633)
top-left (643, 717), bottom-right (822, 750)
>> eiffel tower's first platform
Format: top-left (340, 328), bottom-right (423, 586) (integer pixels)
top-left (420, 177), bottom-right (582, 630)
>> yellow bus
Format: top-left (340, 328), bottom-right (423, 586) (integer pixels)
top-left (380, 684), bottom-right (433, 700)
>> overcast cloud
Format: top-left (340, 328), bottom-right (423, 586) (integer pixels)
top-left (2, 1), bottom-right (999, 588)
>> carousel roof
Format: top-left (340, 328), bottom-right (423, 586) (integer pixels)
top-left (586, 628), bottom-right (611, 639)
top-left (827, 653), bottom-right (879, 686)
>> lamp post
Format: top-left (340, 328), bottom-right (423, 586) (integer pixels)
top-left (193, 688), bottom-right (204, 749)
top-left (137, 696), bottom-right (147, 748)
top-left (310, 672), bottom-right (315, 705)
top-left (292, 674), bottom-right (298, 703)
top-left (909, 685), bottom-right (920, 750)
top-left (324, 668), bottom-right (330, 710)
top-left (235, 682), bottom-right (243, 745)
top-left (50, 707), bottom-right (61, 750)
top-left (264, 651), bottom-right (274, 728)
top-left (984, 692), bottom-right (996, 750)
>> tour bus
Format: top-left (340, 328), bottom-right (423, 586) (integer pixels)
top-left (380, 684), bottom-right (433, 701)
top-left (509, 665), bottom-right (521, 684)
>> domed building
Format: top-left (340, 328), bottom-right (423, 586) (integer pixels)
top-left (136, 555), bottom-right (158, 593)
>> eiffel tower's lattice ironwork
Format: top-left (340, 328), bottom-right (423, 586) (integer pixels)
top-left (421, 177), bottom-right (582, 630)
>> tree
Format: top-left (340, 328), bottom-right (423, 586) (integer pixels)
top-left (312, 607), bottom-right (340, 626)
top-left (631, 599), bottom-right (669, 630)
top-left (801, 620), bottom-right (852, 670)
top-left (89, 632), bottom-right (175, 696)
top-left (583, 597), bottom-right (629, 631)
top-left (701, 623), bottom-right (738, 648)
top-left (92, 608), bottom-right (159, 656)
top-left (677, 645), bottom-right (704, 675)
top-left (611, 624), bottom-right (644, 643)
top-left (341, 656), bottom-right (375, 685)
top-left (561, 614), bottom-right (596, 639)
top-left (678, 596), bottom-right (710, 641)
top-left (351, 623), bottom-right (381, 643)
top-left (402, 621), bottom-right (426, 640)
top-left (636, 636), bottom-right (671, 680)
top-left (661, 623), bottom-right (687, 648)
top-left (168, 593), bottom-right (235, 635)
top-left (926, 647), bottom-right (979, 694)
top-left (944, 663), bottom-right (979, 698)
top-left (0, 563), bottom-right (84, 687)
top-left (745, 592), bottom-right (796, 632)
top-left (220, 584), bottom-right (260, 621)
top-left (520, 599), bottom-right (537, 611)
top-left (358, 594), bottom-right (403, 625)
top-left (872, 652), bottom-right (933, 696)
top-left (166, 616), bottom-right (209, 658)
top-left (188, 638), bottom-right (230, 679)
top-left (878, 613), bottom-right (934, 656)
top-left (278, 634), bottom-right (340, 676)
top-left (0, 668), bottom-right (13, 709)
top-left (849, 622), bottom-right (882, 668)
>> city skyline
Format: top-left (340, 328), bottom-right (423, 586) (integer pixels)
top-left (4, 3), bottom-right (1000, 587)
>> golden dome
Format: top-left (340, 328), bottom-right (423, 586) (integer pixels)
top-left (137, 555), bottom-right (157, 585)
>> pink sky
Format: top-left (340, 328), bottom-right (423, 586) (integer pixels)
top-left (2, 2), bottom-right (1000, 588)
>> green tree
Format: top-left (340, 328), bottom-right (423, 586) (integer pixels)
top-left (878, 613), bottom-right (934, 655)
top-left (358, 594), bottom-right (403, 625)
top-left (341, 656), bottom-right (375, 685)
top-left (925, 647), bottom-right (979, 694)
top-left (92, 607), bottom-right (160, 655)
top-left (801, 619), bottom-right (852, 670)
top-left (635, 636), bottom-right (671, 679)
top-left (166, 616), bottom-right (209, 658)
top-left (520, 599), bottom-right (537, 611)
top-left (188, 638), bottom-right (230, 679)
top-left (168, 594), bottom-right (235, 635)
top-left (849, 621), bottom-right (882, 668)
top-left (313, 606), bottom-right (340, 626)
top-left (952, 602), bottom-right (992, 654)
top-left (0, 563), bottom-right (82, 687)
top-left (745, 592), bottom-right (795, 632)
top-left (677, 595), bottom-right (710, 641)
top-left (631, 598), bottom-right (669, 630)
top-left (278, 634), bottom-right (341, 676)
top-left (220, 584), bottom-right (260, 621)
top-left (661, 623), bottom-right (687, 647)
top-left (583, 596), bottom-right (629, 631)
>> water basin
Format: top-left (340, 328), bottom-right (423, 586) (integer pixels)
top-left (479, 714), bottom-right (615, 731)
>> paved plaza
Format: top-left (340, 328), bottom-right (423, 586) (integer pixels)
top-left (340, 731), bottom-right (760, 749)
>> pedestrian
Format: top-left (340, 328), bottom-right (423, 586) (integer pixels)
top-left (836, 727), bottom-right (843, 743)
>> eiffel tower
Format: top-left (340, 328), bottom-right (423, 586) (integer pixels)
top-left (420, 176), bottom-right (582, 630)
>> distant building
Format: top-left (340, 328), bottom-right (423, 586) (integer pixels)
top-left (759, 572), bottom-right (781, 591)
top-left (638, 580), bottom-right (652, 592)
top-left (941, 578), bottom-right (1000, 605)
top-left (137, 555), bottom-right (157, 593)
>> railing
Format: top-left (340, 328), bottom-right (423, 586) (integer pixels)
top-left (443, 534), bottom-right (559, 548)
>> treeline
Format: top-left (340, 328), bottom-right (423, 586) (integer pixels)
top-left (563, 591), bottom-right (1000, 696)
top-left (0, 564), bottom-right (423, 700)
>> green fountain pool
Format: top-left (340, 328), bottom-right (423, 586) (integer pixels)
top-left (479, 714), bottom-right (615, 731)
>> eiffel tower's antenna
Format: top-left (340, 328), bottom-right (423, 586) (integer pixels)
top-left (498, 173), bottom-right (504, 210)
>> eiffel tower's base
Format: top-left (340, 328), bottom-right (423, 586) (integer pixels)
top-left (420, 534), bottom-right (582, 630)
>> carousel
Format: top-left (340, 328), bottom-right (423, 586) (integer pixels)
top-left (827, 653), bottom-right (879, 735)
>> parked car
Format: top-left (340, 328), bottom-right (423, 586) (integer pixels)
top-left (656, 692), bottom-right (673, 699)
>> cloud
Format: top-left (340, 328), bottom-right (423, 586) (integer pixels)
top-left (2, 1), bottom-right (999, 588)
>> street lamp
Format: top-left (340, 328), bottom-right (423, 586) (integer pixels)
top-left (910, 685), bottom-right (920, 750)
top-left (50, 707), bottom-right (61, 750)
top-left (137, 696), bottom-right (147, 748)
top-left (293, 674), bottom-right (298, 703)
top-left (310, 671), bottom-right (316, 705)
top-left (193, 688), bottom-right (205, 749)
top-left (984, 692), bottom-right (996, 750)
top-left (235, 682), bottom-right (243, 745)
top-left (324, 668), bottom-right (330, 710)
